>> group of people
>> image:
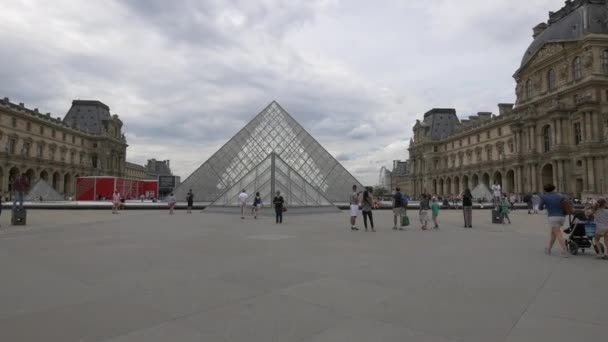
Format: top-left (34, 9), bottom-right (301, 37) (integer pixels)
top-left (237, 189), bottom-right (285, 224)
top-left (348, 183), bottom-right (521, 232)
top-left (349, 185), bottom-right (442, 231)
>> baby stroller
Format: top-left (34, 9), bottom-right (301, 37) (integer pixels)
top-left (564, 210), bottom-right (605, 255)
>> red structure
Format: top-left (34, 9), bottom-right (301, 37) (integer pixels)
top-left (76, 177), bottom-right (158, 201)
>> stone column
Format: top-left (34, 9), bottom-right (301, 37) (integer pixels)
top-left (514, 167), bottom-right (520, 193)
top-left (592, 112), bottom-right (600, 142)
top-left (588, 157), bottom-right (596, 192)
top-left (559, 160), bottom-right (566, 193)
top-left (553, 120), bottom-right (559, 146)
top-left (585, 112), bottom-right (593, 142)
top-left (529, 126), bottom-right (534, 152)
top-left (1, 172), bottom-right (8, 195)
top-left (532, 163), bottom-right (540, 191)
top-left (583, 157), bottom-right (590, 190)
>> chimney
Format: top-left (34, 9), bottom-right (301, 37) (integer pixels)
top-left (477, 112), bottom-right (492, 120)
top-left (498, 103), bottom-right (514, 116)
top-left (533, 23), bottom-right (548, 38)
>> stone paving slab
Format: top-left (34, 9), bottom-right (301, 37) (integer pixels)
top-left (0, 208), bottom-right (606, 342)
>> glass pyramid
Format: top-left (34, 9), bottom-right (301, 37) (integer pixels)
top-left (174, 101), bottom-right (364, 206)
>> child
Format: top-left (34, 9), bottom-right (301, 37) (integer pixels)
top-left (592, 198), bottom-right (608, 259)
top-left (431, 197), bottom-right (440, 229)
top-left (167, 193), bottom-right (177, 215)
top-left (500, 197), bottom-right (511, 224)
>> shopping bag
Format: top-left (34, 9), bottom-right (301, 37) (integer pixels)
top-left (401, 215), bottom-right (410, 227)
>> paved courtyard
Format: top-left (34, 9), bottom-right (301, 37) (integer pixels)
top-left (0, 208), bottom-right (606, 342)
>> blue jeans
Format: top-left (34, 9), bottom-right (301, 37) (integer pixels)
top-left (12, 191), bottom-right (25, 210)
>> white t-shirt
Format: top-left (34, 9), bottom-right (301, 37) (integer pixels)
top-left (492, 185), bottom-right (501, 197)
top-left (238, 192), bottom-right (248, 203)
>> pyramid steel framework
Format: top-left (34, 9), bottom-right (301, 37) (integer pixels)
top-left (174, 101), bottom-right (364, 206)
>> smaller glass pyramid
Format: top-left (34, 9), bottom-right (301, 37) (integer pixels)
top-left (211, 153), bottom-right (333, 207)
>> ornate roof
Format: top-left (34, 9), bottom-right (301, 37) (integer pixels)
top-left (521, 0), bottom-right (608, 67)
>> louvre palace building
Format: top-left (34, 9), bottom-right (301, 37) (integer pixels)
top-left (0, 98), bottom-right (127, 197)
top-left (407, 0), bottom-right (608, 199)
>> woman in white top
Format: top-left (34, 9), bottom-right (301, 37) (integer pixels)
top-left (167, 193), bottom-right (177, 215)
top-left (112, 190), bottom-right (121, 214)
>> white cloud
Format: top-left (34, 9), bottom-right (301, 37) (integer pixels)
top-left (0, 0), bottom-right (562, 184)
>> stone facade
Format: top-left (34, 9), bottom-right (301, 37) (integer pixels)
top-left (407, 0), bottom-right (608, 199)
top-left (0, 98), bottom-right (127, 197)
top-left (391, 160), bottom-right (411, 195)
top-left (124, 159), bottom-right (174, 180)
top-left (125, 162), bottom-right (148, 180)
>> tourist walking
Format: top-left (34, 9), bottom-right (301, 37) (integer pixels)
top-left (11, 173), bottom-right (30, 210)
top-left (500, 196), bottom-right (511, 224)
top-left (361, 190), bottom-right (375, 232)
top-left (273, 191), bottom-right (285, 224)
top-left (252, 192), bottom-right (262, 219)
top-left (419, 194), bottom-right (431, 230)
top-left (431, 197), bottom-right (440, 229)
top-left (186, 189), bottom-right (194, 213)
top-left (591, 198), bottom-right (608, 259)
top-left (462, 188), bottom-right (473, 228)
top-left (167, 193), bottom-right (177, 214)
top-left (540, 184), bottom-right (568, 257)
top-left (392, 187), bottom-right (406, 230)
top-left (532, 193), bottom-right (541, 214)
top-left (112, 190), bottom-right (120, 214)
top-left (349, 185), bottom-right (360, 231)
top-left (238, 189), bottom-right (248, 219)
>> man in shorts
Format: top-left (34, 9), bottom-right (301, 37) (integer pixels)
top-left (393, 187), bottom-right (406, 230)
top-left (349, 185), bottom-right (360, 231)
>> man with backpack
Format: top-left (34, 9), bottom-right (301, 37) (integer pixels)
top-left (393, 187), bottom-right (407, 230)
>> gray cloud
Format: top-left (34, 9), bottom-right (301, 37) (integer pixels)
top-left (0, 0), bottom-right (559, 184)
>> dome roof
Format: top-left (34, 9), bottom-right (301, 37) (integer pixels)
top-left (521, 0), bottom-right (608, 67)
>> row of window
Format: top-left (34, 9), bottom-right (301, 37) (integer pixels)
top-left (437, 127), bottom-right (505, 153)
top-left (4, 115), bottom-right (86, 146)
top-left (6, 137), bottom-right (88, 164)
top-left (525, 50), bottom-right (608, 100)
top-left (432, 142), bottom-right (514, 171)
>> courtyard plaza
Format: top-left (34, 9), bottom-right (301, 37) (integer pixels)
top-left (0, 208), bottom-right (606, 342)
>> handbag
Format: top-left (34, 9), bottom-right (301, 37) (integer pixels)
top-left (282, 207), bottom-right (287, 212)
top-left (560, 198), bottom-right (574, 215)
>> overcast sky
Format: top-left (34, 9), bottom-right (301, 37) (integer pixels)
top-left (0, 0), bottom-right (563, 185)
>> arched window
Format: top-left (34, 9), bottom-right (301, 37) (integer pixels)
top-left (574, 57), bottom-right (583, 80)
top-left (526, 79), bottom-right (534, 99)
top-left (602, 50), bottom-right (608, 73)
top-left (547, 68), bottom-right (556, 90)
top-left (543, 125), bottom-right (552, 152)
